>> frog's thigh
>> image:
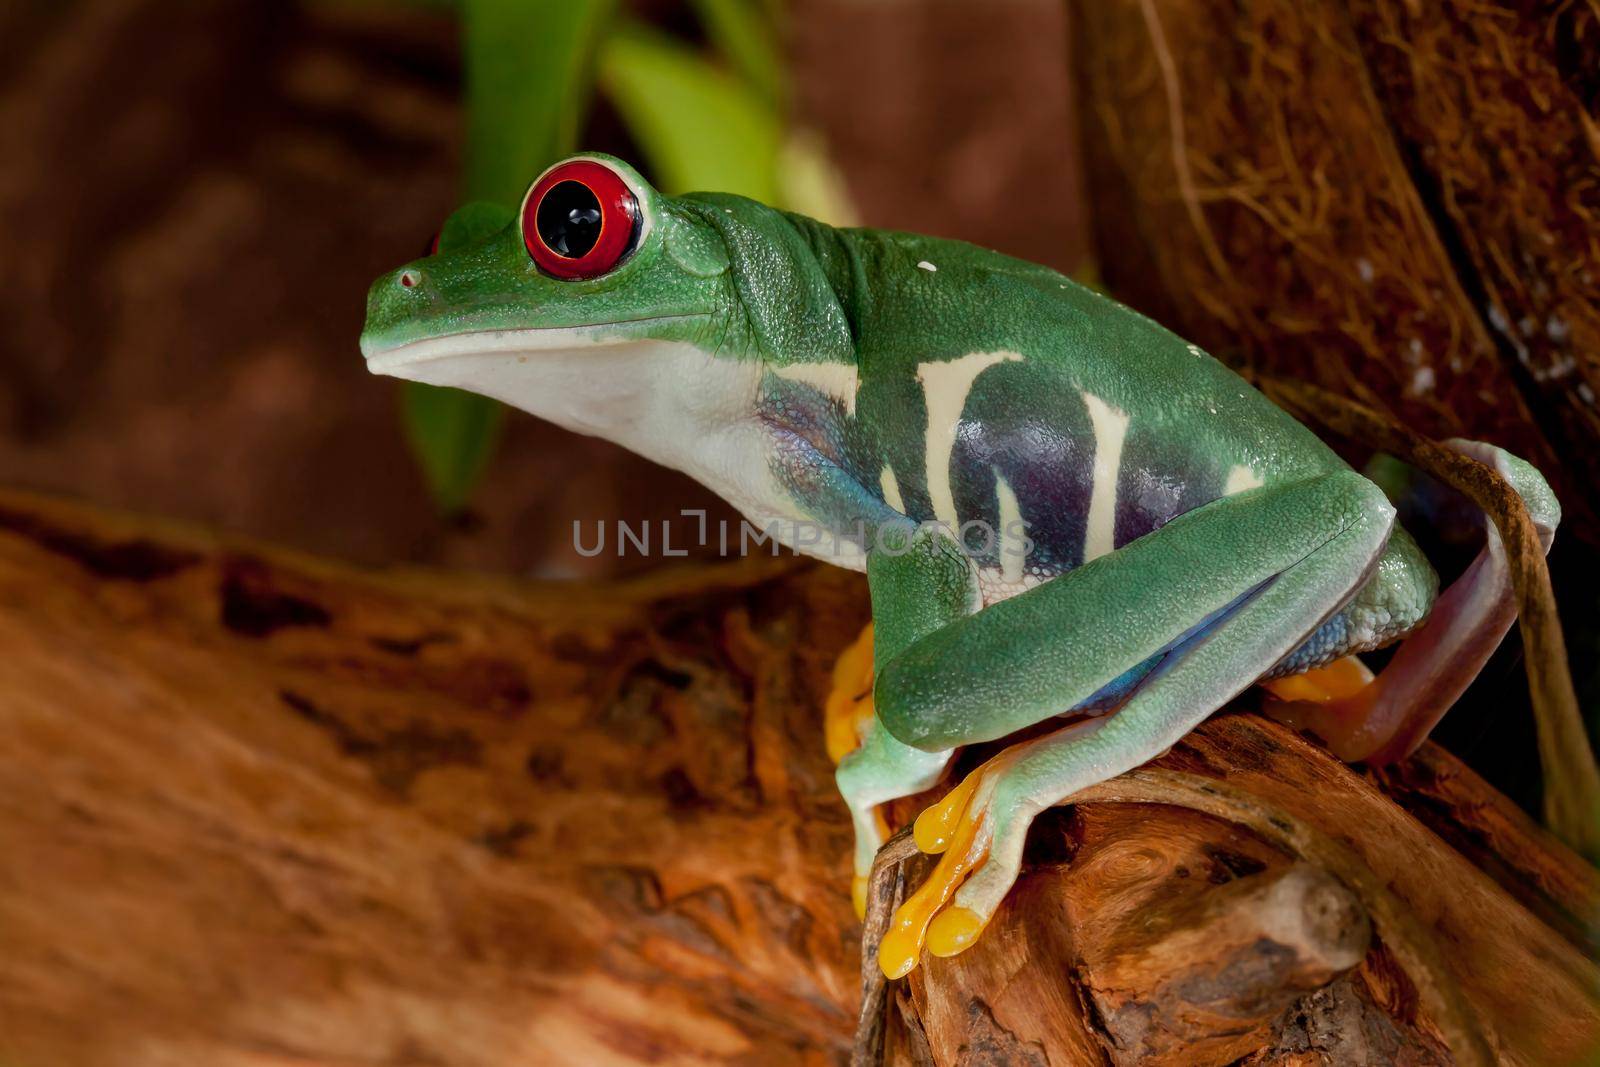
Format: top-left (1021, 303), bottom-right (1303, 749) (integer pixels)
top-left (874, 470), bottom-right (1397, 752)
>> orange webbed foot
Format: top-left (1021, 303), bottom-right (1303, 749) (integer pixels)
top-left (825, 623), bottom-right (876, 765)
top-left (877, 744), bottom-right (1031, 978)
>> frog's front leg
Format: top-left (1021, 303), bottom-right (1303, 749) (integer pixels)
top-left (873, 470), bottom-right (1396, 977)
top-left (834, 525), bottom-right (977, 917)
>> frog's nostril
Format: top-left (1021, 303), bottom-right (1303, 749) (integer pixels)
top-left (398, 269), bottom-right (422, 290)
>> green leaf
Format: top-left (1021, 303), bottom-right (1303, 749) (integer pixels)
top-left (597, 19), bottom-right (781, 201)
top-left (463, 0), bottom-right (618, 204)
top-left (303, 0), bottom-right (459, 10)
top-left (687, 0), bottom-right (785, 107)
top-left (438, 200), bottom-right (516, 247)
top-left (404, 1), bottom-right (615, 517)
top-left (401, 383), bottom-right (506, 516)
top-left (776, 128), bottom-right (858, 225)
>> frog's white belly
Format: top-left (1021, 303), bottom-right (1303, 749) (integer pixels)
top-left (974, 567), bottom-right (1051, 605)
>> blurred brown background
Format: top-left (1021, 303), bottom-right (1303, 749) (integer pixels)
top-left (2, 0), bottom-right (1596, 811)
top-left (2, 7), bottom-right (1600, 1065)
top-left (0, 0), bottom-right (1085, 578)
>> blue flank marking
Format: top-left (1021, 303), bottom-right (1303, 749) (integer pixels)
top-left (758, 373), bottom-right (903, 543)
top-left (1266, 612), bottom-right (1353, 679)
top-left (1064, 578), bottom-right (1273, 715)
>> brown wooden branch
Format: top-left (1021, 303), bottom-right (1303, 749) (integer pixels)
top-left (1079, 863), bottom-right (1370, 1064)
top-left (0, 488), bottom-right (1596, 1066)
top-left (1067, 770), bottom-right (1491, 1067)
top-left (855, 827), bottom-right (919, 1067)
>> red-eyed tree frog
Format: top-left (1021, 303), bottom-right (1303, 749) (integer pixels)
top-left (361, 155), bottom-right (1559, 979)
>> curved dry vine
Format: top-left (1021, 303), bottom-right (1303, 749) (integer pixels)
top-left (1262, 376), bottom-right (1600, 860)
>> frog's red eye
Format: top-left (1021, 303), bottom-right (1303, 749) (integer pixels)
top-left (521, 160), bottom-right (640, 280)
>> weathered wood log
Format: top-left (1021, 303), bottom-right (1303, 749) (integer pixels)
top-left (0, 488), bottom-right (1595, 1066)
top-left (886, 808), bottom-right (1414, 1067)
top-left (1080, 862), bottom-right (1371, 1064)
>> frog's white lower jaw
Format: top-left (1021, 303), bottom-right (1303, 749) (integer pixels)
top-left (363, 328), bottom-right (739, 445)
top-left (362, 319), bottom-right (699, 374)
top-left (365, 328), bottom-right (807, 544)
top-left (361, 328), bottom-right (568, 374)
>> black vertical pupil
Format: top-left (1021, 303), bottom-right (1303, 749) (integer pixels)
top-left (537, 181), bottom-right (603, 258)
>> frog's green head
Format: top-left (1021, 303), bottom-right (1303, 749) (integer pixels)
top-left (360, 154), bottom-right (853, 456)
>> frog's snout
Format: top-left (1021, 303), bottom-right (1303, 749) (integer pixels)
top-left (369, 263), bottom-right (434, 308)
top-left (361, 265), bottom-right (433, 359)
top-left (378, 265), bottom-right (428, 296)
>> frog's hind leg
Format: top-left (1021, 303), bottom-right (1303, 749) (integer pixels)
top-left (824, 623), bottom-right (877, 766)
top-left (873, 470), bottom-right (1396, 976)
top-left (1264, 440), bottom-right (1560, 764)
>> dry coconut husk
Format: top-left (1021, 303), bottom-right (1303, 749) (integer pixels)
top-left (1071, 0), bottom-right (1600, 543)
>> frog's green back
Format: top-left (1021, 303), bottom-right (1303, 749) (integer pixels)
top-left (736, 207), bottom-right (1435, 671)
top-left (740, 209), bottom-right (1347, 572)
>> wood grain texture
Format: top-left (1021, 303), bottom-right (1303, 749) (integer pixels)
top-left (1080, 863), bottom-right (1371, 1064)
top-left (0, 488), bottom-right (1594, 1066)
top-left (0, 489), bottom-right (863, 1067)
